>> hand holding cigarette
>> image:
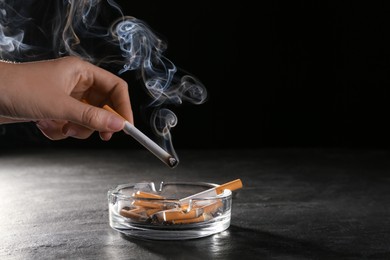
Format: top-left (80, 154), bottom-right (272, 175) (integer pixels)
top-left (0, 57), bottom-right (132, 141)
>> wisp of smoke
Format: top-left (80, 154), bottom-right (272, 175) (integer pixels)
top-left (0, 0), bottom-right (207, 156)
top-left (0, 0), bottom-right (31, 59)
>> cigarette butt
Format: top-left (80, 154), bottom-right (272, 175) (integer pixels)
top-left (171, 213), bottom-right (212, 224)
top-left (145, 208), bottom-right (162, 216)
top-left (133, 200), bottom-right (165, 209)
top-left (179, 179), bottom-right (243, 204)
top-left (215, 179), bottom-right (243, 194)
top-left (182, 200), bottom-right (223, 214)
top-left (120, 208), bottom-right (148, 221)
top-left (126, 206), bottom-right (146, 214)
top-left (132, 191), bottom-right (165, 199)
top-left (154, 207), bottom-right (204, 222)
top-left (176, 202), bottom-right (191, 211)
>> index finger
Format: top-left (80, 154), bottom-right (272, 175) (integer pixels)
top-left (83, 62), bottom-right (133, 123)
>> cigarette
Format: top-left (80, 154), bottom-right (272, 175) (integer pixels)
top-left (197, 200), bottom-right (224, 215)
top-left (179, 179), bottom-right (243, 204)
top-left (81, 99), bottom-right (178, 168)
top-left (170, 213), bottom-right (213, 224)
top-left (102, 105), bottom-right (178, 168)
top-left (132, 191), bottom-right (165, 199)
top-left (132, 200), bottom-right (165, 209)
top-left (145, 208), bottom-right (162, 216)
top-left (120, 208), bottom-right (148, 221)
top-left (126, 206), bottom-right (146, 214)
top-left (153, 207), bottom-right (204, 222)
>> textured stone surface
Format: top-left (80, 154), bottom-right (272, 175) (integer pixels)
top-left (0, 148), bottom-right (390, 259)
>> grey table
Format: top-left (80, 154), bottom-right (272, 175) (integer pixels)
top-left (0, 148), bottom-right (389, 259)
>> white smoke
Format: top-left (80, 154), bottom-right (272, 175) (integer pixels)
top-left (0, 1), bottom-right (30, 59)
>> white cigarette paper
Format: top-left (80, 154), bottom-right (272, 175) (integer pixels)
top-left (103, 104), bottom-right (178, 168)
top-left (122, 121), bottom-right (178, 168)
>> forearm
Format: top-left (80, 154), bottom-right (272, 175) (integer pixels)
top-left (0, 117), bottom-right (27, 124)
top-left (0, 61), bottom-right (18, 121)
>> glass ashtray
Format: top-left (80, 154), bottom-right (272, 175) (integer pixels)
top-left (107, 181), bottom-right (234, 240)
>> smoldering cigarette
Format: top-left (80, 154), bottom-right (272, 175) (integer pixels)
top-left (103, 104), bottom-right (178, 168)
top-left (81, 99), bottom-right (178, 168)
top-left (123, 120), bottom-right (178, 168)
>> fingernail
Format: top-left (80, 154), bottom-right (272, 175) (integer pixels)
top-left (64, 128), bottom-right (77, 137)
top-left (36, 121), bottom-right (48, 130)
top-left (108, 116), bottom-right (124, 131)
top-left (100, 132), bottom-right (113, 141)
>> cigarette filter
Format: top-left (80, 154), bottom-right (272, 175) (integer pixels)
top-left (154, 207), bottom-right (204, 222)
top-left (179, 179), bottom-right (243, 204)
top-left (120, 208), bottom-right (148, 221)
top-left (132, 191), bottom-right (165, 199)
top-left (132, 200), bottom-right (165, 209)
top-left (171, 213), bottom-right (213, 225)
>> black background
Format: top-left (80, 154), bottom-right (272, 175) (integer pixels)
top-left (2, 1), bottom-right (390, 150)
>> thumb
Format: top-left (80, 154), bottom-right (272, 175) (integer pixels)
top-left (64, 98), bottom-right (125, 132)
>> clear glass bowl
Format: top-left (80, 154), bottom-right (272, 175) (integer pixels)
top-left (107, 182), bottom-right (232, 240)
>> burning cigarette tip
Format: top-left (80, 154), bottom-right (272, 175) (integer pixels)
top-left (169, 157), bottom-right (179, 168)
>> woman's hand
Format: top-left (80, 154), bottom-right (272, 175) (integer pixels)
top-left (0, 56), bottom-right (133, 141)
